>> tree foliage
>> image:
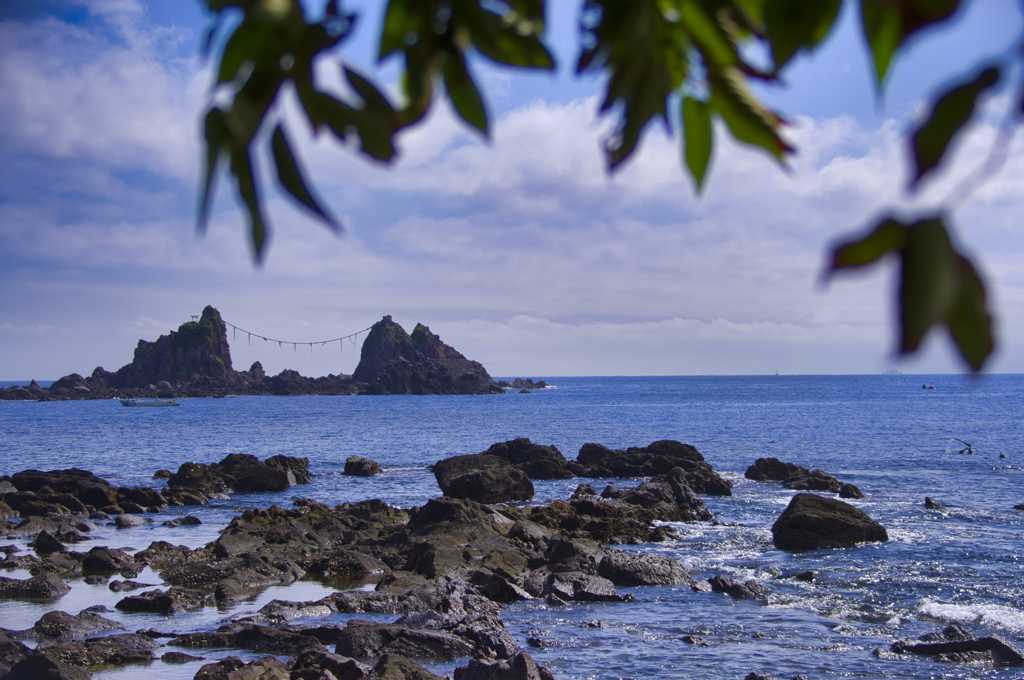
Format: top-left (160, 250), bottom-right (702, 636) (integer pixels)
top-left (198, 0), bottom-right (1020, 371)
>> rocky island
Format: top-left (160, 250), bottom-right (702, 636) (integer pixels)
top-left (0, 307), bottom-right (507, 400)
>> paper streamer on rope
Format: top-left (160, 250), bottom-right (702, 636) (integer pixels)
top-left (221, 318), bottom-right (372, 354)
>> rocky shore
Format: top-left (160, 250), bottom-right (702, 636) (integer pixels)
top-left (0, 308), bottom-right (511, 401)
top-left (3, 439), bottom-right (1005, 680)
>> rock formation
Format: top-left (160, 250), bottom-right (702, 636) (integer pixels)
top-left (431, 455), bottom-right (535, 503)
top-left (109, 305), bottom-right (233, 389)
top-left (891, 623), bottom-right (1024, 666)
top-left (746, 457), bottom-right (864, 499)
top-left (2, 309), bottom-right (511, 400)
top-left (771, 493), bottom-right (888, 551)
top-left (353, 316), bottom-right (503, 395)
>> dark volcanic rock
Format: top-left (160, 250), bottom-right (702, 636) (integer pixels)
top-left (345, 456), bottom-right (382, 477)
top-left (109, 305), bottom-right (232, 389)
top-left (214, 453), bottom-right (309, 492)
top-left (744, 458), bottom-right (805, 482)
top-left (706, 574), bottom-right (770, 601)
top-left (597, 551), bottom-right (691, 587)
top-left (432, 455), bottom-right (534, 503)
top-left (193, 655), bottom-right (289, 680)
top-left (81, 546), bottom-right (137, 574)
top-left (290, 649), bottom-right (370, 680)
top-left (454, 650), bottom-right (557, 680)
top-left (772, 493), bottom-right (889, 551)
top-left (572, 441), bottom-right (731, 495)
top-left (115, 587), bottom-right (209, 615)
top-left (7, 307), bottom-right (511, 400)
top-left (334, 621), bottom-right (475, 661)
top-left (33, 610), bottom-right (122, 641)
top-left (0, 572), bottom-right (70, 599)
top-left (481, 439), bottom-right (574, 480)
top-left (746, 458), bottom-right (863, 498)
top-left (891, 623), bottom-right (1024, 666)
top-left (373, 653), bottom-right (446, 680)
top-left (353, 316), bottom-right (503, 395)
top-left (167, 454), bottom-right (310, 495)
top-left (0, 630), bottom-right (31, 678)
top-left (3, 653), bottom-right (91, 680)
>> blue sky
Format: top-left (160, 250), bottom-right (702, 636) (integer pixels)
top-left (1, 0), bottom-right (1023, 380)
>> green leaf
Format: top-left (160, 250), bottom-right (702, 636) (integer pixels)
top-left (828, 217), bottom-right (907, 272)
top-left (829, 215), bottom-right (993, 371)
top-left (344, 66), bottom-right (396, 116)
top-left (229, 146), bottom-right (269, 264)
top-left (860, 0), bottom-right (962, 88)
top-left (297, 85), bottom-right (397, 162)
top-left (708, 66), bottom-right (792, 161)
top-left (682, 96), bottom-right (713, 193)
top-left (764, 0), bottom-right (841, 70)
top-left (678, 0), bottom-right (738, 67)
top-left (380, 0), bottom-right (415, 60)
top-left (198, 108), bottom-right (230, 234)
top-left (910, 66), bottom-right (1000, 189)
top-left (271, 124), bottom-right (340, 232)
top-left (899, 218), bottom-right (957, 353)
top-left (459, 1), bottom-right (555, 69)
top-left (443, 52), bottom-right (489, 136)
top-left (217, 19), bottom-right (270, 84)
top-left (947, 254), bottom-right (993, 371)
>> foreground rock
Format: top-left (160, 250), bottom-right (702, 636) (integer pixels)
top-left (0, 573), bottom-right (71, 599)
top-left (346, 456), bottom-right (383, 477)
top-left (0, 454), bottom-right (730, 680)
top-left (480, 439), bottom-right (574, 480)
top-left (432, 455), bottom-right (534, 503)
top-left (772, 494), bottom-right (888, 551)
top-left (1, 467), bottom-right (167, 521)
top-left (745, 458), bottom-right (864, 499)
top-left (572, 441), bottom-right (732, 495)
top-left (162, 453), bottom-right (312, 503)
top-left (455, 650), bottom-right (556, 680)
top-left (891, 623), bottom-right (1024, 666)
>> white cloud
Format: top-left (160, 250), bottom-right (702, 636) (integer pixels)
top-left (1, 2), bottom-right (1022, 379)
top-left (0, 5), bottom-right (206, 179)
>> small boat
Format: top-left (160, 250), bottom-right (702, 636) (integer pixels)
top-left (119, 397), bottom-right (179, 407)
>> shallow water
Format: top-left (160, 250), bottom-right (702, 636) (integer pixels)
top-left (1, 375), bottom-right (1022, 679)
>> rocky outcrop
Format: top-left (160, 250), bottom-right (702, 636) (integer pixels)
top-left (570, 441), bottom-right (732, 496)
top-left (455, 650), bottom-right (557, 680)
top-left (346, 457), bottom-right (383, 477)
top-left (0, 573), bottom-right (71, 599)
top-left (1, 309), bottom-right (510, 401)
top-left (432, 455), bottom-right (535, 503)
top-left (705, 574), bottom-right (770, 601)
top-left (480, 439), bottom-right (574, 480)
top-left (891, 623), bottom-right (1024, 666)
top-left (111, 305), bottom-right (232, 389)
top-left (354, 316), bottom-right (503, 395)
top-left (772, 493), bottom-right (888, 551)
top-left (494, 379), bottom-right (549, 390)
top-left (745, 458), bottom-right (864, 499)
top-left (164, 453), bottom-right (311, 500)
top-left (0, 457), bottom-right (738, 680)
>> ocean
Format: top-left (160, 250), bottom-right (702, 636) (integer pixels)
top-left (1, 374), bottom-right (1022, 679)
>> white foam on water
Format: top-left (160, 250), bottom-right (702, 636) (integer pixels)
top-left (918, 597), bottom-right (1024, 633)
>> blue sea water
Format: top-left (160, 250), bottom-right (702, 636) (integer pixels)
top-left (1, 375), bottom-right (1023, 679)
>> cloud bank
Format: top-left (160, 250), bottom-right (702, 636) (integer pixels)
top-left (1, 2), bottom-right (1021, 380)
